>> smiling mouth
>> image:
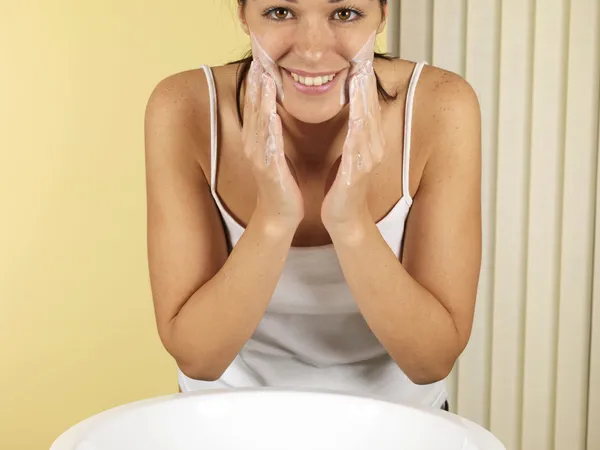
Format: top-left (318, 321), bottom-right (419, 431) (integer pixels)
top-left (290, 72), bottom-right (337, 87)
top-left (283, 68), bottom-right (344, 88)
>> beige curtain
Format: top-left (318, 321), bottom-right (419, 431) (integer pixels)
top-left (386, 1), bottom-right (600, 449)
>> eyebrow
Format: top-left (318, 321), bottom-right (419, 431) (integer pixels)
top-left (257, 0), bottom-right (350, 3)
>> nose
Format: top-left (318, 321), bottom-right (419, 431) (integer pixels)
top-left (294, 20), bottom-right (332, 64)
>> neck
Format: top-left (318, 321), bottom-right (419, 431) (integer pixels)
top-left (277, 104), bottom-right (350, 169)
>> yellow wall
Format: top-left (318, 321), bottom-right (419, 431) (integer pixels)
top-left (0, 2), bottom-right (248, 449)
top-left (0, 2), bottom-right (386, 449)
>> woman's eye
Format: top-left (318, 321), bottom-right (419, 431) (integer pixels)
top-left (264, 7), bottom-right (360, 22)
top-left (334, 9), bottom-right (359, 22)
top-left (268, 8), bottom-right (292, 21)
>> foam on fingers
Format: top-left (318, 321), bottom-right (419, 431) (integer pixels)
top-left (351, 31), bottom-right (377, 67)
top-left (341, 31), bottom-right (377, 106)
top-left (251, 33), bottom-right (285, 102)
top-left (247, 60), bottom-right (263, 108)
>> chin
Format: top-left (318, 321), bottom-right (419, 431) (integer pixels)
top-left (281, 100), bottom-right (345, 124)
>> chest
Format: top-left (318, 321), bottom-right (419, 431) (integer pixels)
top-left (202, 108), bottom-right (423, 247)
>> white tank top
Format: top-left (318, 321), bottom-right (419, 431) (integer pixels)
top-left (178, 61), bottom-right (447, 408)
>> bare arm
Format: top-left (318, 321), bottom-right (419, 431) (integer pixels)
top-left (144, 70), bottom-right (300, 381)
top-left (327, 69), bottom-right (482, 384)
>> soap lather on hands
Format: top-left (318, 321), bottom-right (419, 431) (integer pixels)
top-left (321, 60), bottom-right (385, 233)
top-left (245, 54), bottom-right (383, 237)
top-left (242, 61), bottom-right (304, 229)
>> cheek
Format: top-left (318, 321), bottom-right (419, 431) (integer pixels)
top-left (335, 30), bottom-right (377, 62)
top-left (252, 31), bottom-right (294, 62)
top-left (351, 31), bottom-right (377, 62)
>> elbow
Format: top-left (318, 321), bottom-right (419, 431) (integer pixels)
top-left (164, 337), bottom-right (228, 382)
top-left (405, 328), bottom-right (467, 385)
top-left (178, 361), bottom-right (226, 382)
top-left (405, 361), bottom-right (455, 386)
top-left (159, 320), bottom-right (229, 382)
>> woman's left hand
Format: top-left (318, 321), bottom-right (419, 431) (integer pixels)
top-left (321, 61), bottom-right (386, 235)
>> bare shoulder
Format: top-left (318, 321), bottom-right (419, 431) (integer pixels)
top-left (375, 57), bottom-right (480, 124)
top-left (374, 58), bottom-right (481, 187)
top-left (412, 64), bottom-right (482, 180)
top-left (144, 68), bottom-right (211, 150)
top-left (416, 64), bottom-right (481, 147)
top-left (144, 64), bottom-right (241, 167)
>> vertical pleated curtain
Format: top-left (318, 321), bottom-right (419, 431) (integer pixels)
top-left (386, 1), bottom-right (600, 449)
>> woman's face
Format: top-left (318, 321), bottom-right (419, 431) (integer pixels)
top-left (240, 0), bottom-right (386, 124)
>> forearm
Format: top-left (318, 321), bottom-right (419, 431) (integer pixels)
top-left (329, 219), bottom-right (460, 385)
top-left (169, 214), bottom-right (296, 380)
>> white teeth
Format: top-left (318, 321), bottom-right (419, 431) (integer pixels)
top-left (290, 72), bottom-right (336, 87)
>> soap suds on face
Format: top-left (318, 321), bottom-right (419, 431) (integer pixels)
top-left (250, 30), bottom-right (376, 108)
top-left (341, 31), bottom-right (377, 106)
top-left (351, 31), bottom-right (377, 66)
top-left (251, 33), bottom-right (285, 102)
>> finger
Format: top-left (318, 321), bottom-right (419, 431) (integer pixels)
top-left (266, 112), bottom-right (283, 167)
top-left (260, 75), bottom-right (278, 167)
top-left (357, 65), bottom-right (377, 166)
top-left (350, 72), bottom-right (376, 171)
top-left (254, 69), bottom-right (272, 161)
top-left (348, 74), bottom-right (361, 122)
top-left (243, 61), bottom-right (263, 148)
top-left (261, 72), bottom-right (277, 116)
top-left (340, 137), bottom-right (354, 185)
top-left (351, 61), bottom-right (376, 120)
top-left (270, 113), bottom-right (296, 193)
top-left (270, 113), bottom-right (289, 179)
top-left (269, 113), bottom-right (284, 156)
top-left (367, 62), bottom-right (378, 117)
top-left (349, 71), bottom-right (369, 123)
top-left (352, 116), bottom-right (375, 174)
top-left (355, 123), bottom-right (373, 172)
top-left (341, 120), bottom-right (363, 183)
top-left (366, 65), bottom-right (385, 162)
top-left (245, 61), bottom-right (262, 117)
top-left (346, 80), bottom-right (361, 183)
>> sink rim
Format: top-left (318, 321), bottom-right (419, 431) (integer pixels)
top-left (50, 387), bottom-right (505, 450)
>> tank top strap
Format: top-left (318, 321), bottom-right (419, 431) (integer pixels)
top-left (201, 65), bottom-right (219, 192)
top-left (402, 61), bottom-right (427, 206)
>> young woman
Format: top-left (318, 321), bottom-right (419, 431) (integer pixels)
top-left (144, 0), bottom-right (482, 411)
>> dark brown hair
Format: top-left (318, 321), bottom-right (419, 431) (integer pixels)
top-left (230, 0), bottom-right (398, 125)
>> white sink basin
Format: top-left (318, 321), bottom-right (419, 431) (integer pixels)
top-left (51, 388), bottom-right (505, 450)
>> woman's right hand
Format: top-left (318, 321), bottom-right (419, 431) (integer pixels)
top-left (242, 61), bottom-right (304, 230)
